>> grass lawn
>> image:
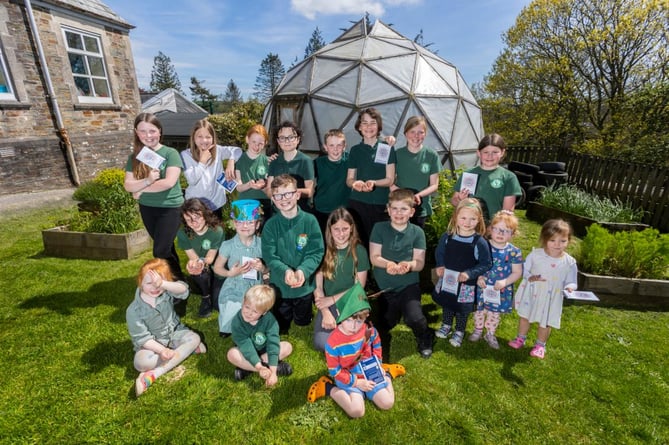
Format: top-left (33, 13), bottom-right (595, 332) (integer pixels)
top-left (0, 205), bottom-right (667, 444)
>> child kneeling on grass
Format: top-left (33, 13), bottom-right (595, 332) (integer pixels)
top-left (307, 282), bottom-right (405, 418)
top-left (126, 258), bottom-right (207, 397)
top-left (227, 284), bottom-right (293, 386)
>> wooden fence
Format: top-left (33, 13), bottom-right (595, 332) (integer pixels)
top-left (505, 146), bottom-right (669, 233)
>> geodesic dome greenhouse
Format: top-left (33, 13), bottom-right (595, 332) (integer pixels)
top-left (262, 18), bottom-right (484, 170)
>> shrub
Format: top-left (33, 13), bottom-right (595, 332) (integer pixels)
top-left (424, 168), bottom-right (459, 252)
top-left (579, 224), bottom-right (669, 280)
top-left (538, 184), bottom-right (644, 223)
top-left (68, 168), bottom-right (142, 234)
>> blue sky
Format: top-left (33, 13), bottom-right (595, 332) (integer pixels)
top-left (105, 0), bottom-right (530, 98)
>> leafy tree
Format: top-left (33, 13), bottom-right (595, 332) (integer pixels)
top-left (481, 0), bottom-right (668, 153)
top-left (304, 27), bottom-right (326, 58)
top-left (253, 53), bottom-right (285, 103)
top-left (413, 29), bottom-right (437, 53)
top-left (207, 100), bottom-right (265, 147)
top-left (149, 51), bottom-right (182, 93)
top-left (189, 77), bottom-right (218, 113)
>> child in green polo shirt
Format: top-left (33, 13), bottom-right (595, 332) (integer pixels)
top-left (369, 189), bottom-right (435, 360)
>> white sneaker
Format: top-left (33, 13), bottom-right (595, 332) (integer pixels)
top-left (449, 331), bottom-right (464, 347)
top-left (435, 323), bottom-right (451, 339)
top-left (468, 330), bottom-right (482, 342)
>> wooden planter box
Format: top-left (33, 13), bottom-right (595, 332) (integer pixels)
top-left (42, 226), bottom-right (151, 260)
top-left (577, 271), bottom-right (669, 308)
top-left (526, 202), bottom-right (648, 238)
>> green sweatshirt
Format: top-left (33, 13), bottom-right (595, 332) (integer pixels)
top-left (231, 310), bottom-right (281, 367)
top-left (261, 209), bottom-right (324, 299)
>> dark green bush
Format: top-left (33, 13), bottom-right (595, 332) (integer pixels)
top-left (68, 168), bottom-right (141, 234)
top-left (579, 224), bottom-right (669, 279)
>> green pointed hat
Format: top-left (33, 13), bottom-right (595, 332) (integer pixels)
top-left (336, 282), bottom-right (371, 324)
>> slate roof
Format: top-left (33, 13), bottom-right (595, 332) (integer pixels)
top-left (141, 88), bottom-right (208, 137)
top-left (41, 0), bottom-right (133, 29)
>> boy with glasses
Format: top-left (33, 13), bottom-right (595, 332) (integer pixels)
top-left (267, 121), bottom-right (315, 212)
top-left (262, 174), bottom-right (324, 333)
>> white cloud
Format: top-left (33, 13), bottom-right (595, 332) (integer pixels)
top-left (290, 0), bottom-right (387, 20)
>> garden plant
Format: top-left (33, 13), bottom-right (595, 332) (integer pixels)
top-left (0, 203), bottom-right (667, 444)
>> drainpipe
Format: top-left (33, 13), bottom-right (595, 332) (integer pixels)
top-left (24, 0), bottom-right (81, 186)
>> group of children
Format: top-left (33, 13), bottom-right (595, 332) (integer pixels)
top-left (124, 110), bottom-right (579, 418)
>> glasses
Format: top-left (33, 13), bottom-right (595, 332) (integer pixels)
top-left (277, 135), bottom-right (297, 143)
top-left (234, 220), bottom-right (256, 226)
top-left (272, 191), bottom-right (296, 201)
top-left (491, 227), bottom-right (513, 235)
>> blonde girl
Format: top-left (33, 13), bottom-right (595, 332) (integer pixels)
top-left (508, 219), bottom-right (577, 359)
top-left (471, 210), bottom-right (523, 349)
top-left (126, 258), bottom-right (206, 397)
top-left (181, 118), bottom-right (242, 218)
top-left (312, 208), bottom-right (370, 352)
top-left (433, 198), bottom-right (492, 347)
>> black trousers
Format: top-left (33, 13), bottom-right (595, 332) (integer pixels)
top-left (139, 204), bottom-right (183, 279)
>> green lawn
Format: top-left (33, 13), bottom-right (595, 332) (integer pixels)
top-left (0, 205), bottom-right (667, 444)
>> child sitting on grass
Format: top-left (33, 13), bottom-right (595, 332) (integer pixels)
top-left (227, 284), bottom-right (293, 386)
top-left (307, 282), bottom-right (404, 418)
top-left (126, 258), bottom-right (207, 397)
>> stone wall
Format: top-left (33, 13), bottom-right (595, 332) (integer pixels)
top-left (0, 2), bottom-right (140, 195)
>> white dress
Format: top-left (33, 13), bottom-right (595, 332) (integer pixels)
top-left (514, 248), bottom-right (577, 329)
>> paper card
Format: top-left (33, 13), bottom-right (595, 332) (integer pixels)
top-left (564, 290), bottom-right (599, 301)
top-left (242, 256), bottom-right (258, 280)
top-left (440, 269), bottom-right (460, 294)
top-left (373, 143), bottom-right (391, 164)
top-left (360, 355), bottom-right (385, 385)
top-left (482, 285), bottom-right (501, 305)
top-left (460, 172), bottom-right (478, 193)
top-left (216, 173), bottom-right (238, 193)
top-left (136, 146), bottom-right (166, 170)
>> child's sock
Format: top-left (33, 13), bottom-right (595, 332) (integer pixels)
top-left (535, 340), bottom-right (546, 347)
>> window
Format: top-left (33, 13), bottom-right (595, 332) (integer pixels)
top-left (0, 44), bottom-right (15, 101)
top-left (62, 27), bottom-right (111, 104)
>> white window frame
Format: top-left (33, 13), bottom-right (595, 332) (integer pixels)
top-left (61, 26), bottom-right (112, 104)
top-left (0, 44), bottom-right (15, 101)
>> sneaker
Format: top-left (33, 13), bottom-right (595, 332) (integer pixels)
top-left (530, 344), bottom-right (546, 359)
top-left (307, 376), bottom-right (332, 403)
top-left (449, 331), bottom-right (464, 347)
top-left (435, 323), bottom-right (451, 339)
top-left (277, 361), bottom-right (293, 376)
top-left (484, 333), bottom-right (500, 350)
top-left (198, 296), bottom-right (212, 318)
top-left (218, 332), bottom-right (231, 338)
top-left (468, 329), bottom-right (483, 342)
top-left (418, 330), bottom-right (434, 358)
top-left (382, 363), bottom-right (406, 379)
top-left (135, 371), bottom-right (156, 397)
top-left (234, 367), bottom-right (252, 381)
top-left (508, 336), bottom-right (526, 349)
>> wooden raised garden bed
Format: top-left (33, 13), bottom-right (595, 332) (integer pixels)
top-left (42, 226), bottom-right (151, 260)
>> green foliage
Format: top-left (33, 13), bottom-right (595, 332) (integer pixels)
top-left (208, 100), bottom-right (265, 147)
top-left (579, 224), bottom-right (669, 279)
top-left (69, 168), bottom-right (141, 234)
top-left (424, 169), bottom-right (459, 251)
top-left (538, 184), bottom-right (644, 223)
top-left (480, 0), bottom-right (669, 151)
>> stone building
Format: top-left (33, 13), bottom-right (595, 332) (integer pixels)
top-left (0, 0), bottom-right (140, 195)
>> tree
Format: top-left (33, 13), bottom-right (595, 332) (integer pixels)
top-left (207, 100), bottom-right (265, 147)
top-left (223, 79), bottom-right (242, 104)
top-left (189, 77), bottom-right (218, 112)
top-left (481, 0), bottom-right (668, 152)
top-left (413, 29), bottom-right (437, 53)
top-left (253, 53), bottom-right (285, 103)
top-left (149, 51), bottom-right (182, 93)
top-left (304, 27), bottom-right (326, 59)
